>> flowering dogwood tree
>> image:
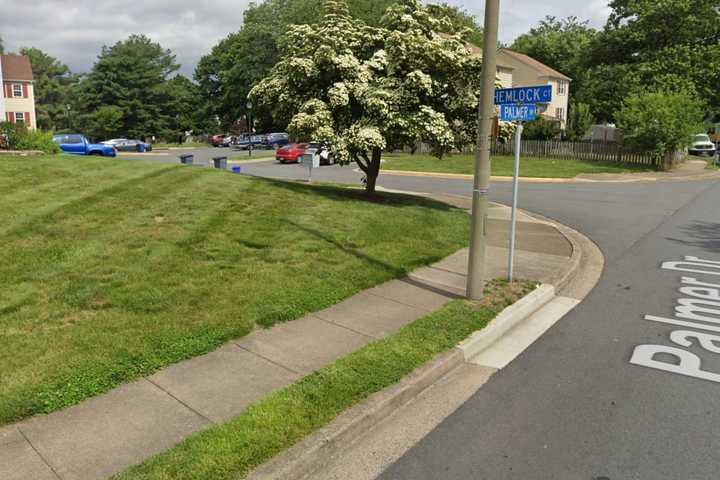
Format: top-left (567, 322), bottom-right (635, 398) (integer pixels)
top-left (250, 0), bottom-right (484, 193)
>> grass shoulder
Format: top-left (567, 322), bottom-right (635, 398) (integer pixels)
top-left (114, 280), bottom-right (535, 480)
top-left (381, 152), bottom-right (656, 178)
top-left (0, 155), bottom-right (470, 425)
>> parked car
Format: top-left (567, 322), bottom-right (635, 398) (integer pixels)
top-left (237, 134), bottom-right (267, 150)
top-left (689, 134), bottom-right (716, 156)
top-left (102, 138), bottom-right (152, 152)
top-left (264, 132), bottom-right (290, 149)
top-left (53, 134), bottom-right (117, 157)
top-left (276, 143), bottom-right (308, 163)
top-left (211, 134), bottom-right (227, 147)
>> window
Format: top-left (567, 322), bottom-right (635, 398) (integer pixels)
top-left (12, 84), bottom-right (22, 98)
top-left (557, 80), bottom-right (567, 96)
top-left (15, 112), bottom-right (25, 124)
top-left (555, 108), bottom-right (565, 120)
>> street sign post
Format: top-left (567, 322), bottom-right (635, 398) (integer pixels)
top-left (494, 85), bottom-right (552, 282)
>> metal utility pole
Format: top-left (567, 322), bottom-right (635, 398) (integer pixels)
top-left (507, 122), bottom-right (523, 282)
top-left (467, 0), bottom-right (500, 300)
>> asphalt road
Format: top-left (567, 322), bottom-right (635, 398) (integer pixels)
top-left (120, 146), bottom-right (275, 166)
top-left (238, 159), bottom-right (720, 479)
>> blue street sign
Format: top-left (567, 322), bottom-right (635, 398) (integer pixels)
top-left (494, 85), bottom-right (552, 105)
top-left (499, 104), bottom-right (536, 122)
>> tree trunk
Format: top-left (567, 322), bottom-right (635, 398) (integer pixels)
top-left (365, 147), bottom-right (382, 195)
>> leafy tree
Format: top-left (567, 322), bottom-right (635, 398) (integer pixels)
top-left (163, 74), bottom-right (209, 140)
top-left (82, 106), bottom-right (123, 140)
top-left (615, 90), bottom-right (705, 157)
top-left (197, 0), bottom-right (481, 132)
top-left (582, 0), bottom-right (720, 121)
top-left (511, 16), bottom-right (597, 87)
top-left (19, 47), bottom-right (78, 130)
top-left (195, 25), bottom-right (279, 130)
top-left (566, 102), bottom-right (594, 141)
top-left (76, 35), bottom-right (181, 139)
top-left (0, 35), bottom-right (4, 54)
top-left (426, 3), bottom-right (483, 46)
top-left (251, 0), bottom-right (483, 194)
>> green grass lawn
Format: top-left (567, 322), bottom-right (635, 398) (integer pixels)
top-left (115, 280), bottom-right (534, 480)
top-left (382, 153), bottom-right (656, 178)
top-left (0, 154), bottom-right (470, 425)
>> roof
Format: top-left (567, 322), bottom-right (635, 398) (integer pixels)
top-left (499, 49), bottom-right (571, 81)
top-left (1, 54), bottom-right (34, 82)
top-left (437, 32), bottom-right (514, 70)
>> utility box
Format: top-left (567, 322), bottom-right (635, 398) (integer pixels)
top-left (301, 148), bottom-right (320, 168)
top-left (302, 148), bottom-right (319, 182)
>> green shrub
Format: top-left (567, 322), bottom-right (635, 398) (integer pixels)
top-left (0, 122), bottom-right (60, 153)
top-left (522, 117), bottom-right (562, 140)
top-left (566, 102), bottom-right (594, 141)
top-left (615, 90), bottom-right (705, 155)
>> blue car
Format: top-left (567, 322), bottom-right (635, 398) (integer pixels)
top-left (264, 132), bottom-right (289, 149)
top-left (53, 134), bottom-right (117, 157)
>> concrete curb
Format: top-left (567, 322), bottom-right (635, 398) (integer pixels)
top-left (0, 150), bottom-right (44, 156)
top-left (247, 285), bottom-right (558, 480)
top-left (248, 203), bottom-right (601, 480)
top-left (248, 349), bottom-right (465, 480)
top-left (380, 168), bottom-right (720, 184)
top-left (457, 284), bottom-right (555, 361)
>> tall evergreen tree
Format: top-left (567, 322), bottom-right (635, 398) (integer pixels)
top-left (77, 35), bottom-right (180, 139)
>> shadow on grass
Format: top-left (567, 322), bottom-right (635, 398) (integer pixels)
top-left (250, 176), bottom-right (458, 212)
top-left (286, 220), bottom-right (407, 277)
top-left (666, 221), bottom-right (720, 251)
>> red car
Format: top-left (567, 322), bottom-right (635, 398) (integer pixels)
top-left (276, 143), bottom-right (308, 163)
top-left (211, 134), bottom-right (227, 147)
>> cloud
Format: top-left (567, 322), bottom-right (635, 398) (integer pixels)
top-left (0, 0), bottom-right (611, 76)
top-left (440, 0), bottom-right (610, 43)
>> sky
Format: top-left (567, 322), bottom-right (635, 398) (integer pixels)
top-left (0, 0), bottom-right (611, 77)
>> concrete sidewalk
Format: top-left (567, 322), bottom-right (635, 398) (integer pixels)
top-left (0, 203), bottom-right (575, 480)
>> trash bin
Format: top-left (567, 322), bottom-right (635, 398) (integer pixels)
top-left (231, 166), bottom-right (242, 174)
top-left (213, 156), bottom-right (228, 170)
top-left (179, 154), bottom-right (194, 165)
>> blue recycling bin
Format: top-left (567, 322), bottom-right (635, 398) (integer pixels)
top-left (231, 166), bottom-right (241, 174)
top-left (179, 154), bottom-right (194, 165)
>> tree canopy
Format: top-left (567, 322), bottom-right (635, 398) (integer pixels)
top-left (584, 0), bottom-right (719, 121)
top-left (196, 0), bottom-right (482, 131)
top-left (19, 47), bottom-right (78, 130)
top-left (75, 35), bottom-right (203, 140)
top-left (511, 2), bottom-right (720, 123)
top-left (510, 16), bottom-right (597, 100)
top-left (251, 0), bottom-right (483, 193)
